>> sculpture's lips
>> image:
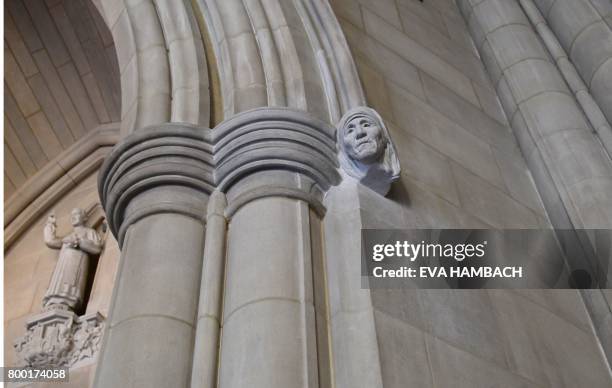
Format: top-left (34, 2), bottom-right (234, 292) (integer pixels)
top-left (356, 140), bottom-right (374, 149)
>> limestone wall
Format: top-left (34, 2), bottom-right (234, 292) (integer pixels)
top-left (330, 0), bottom-right (612, 386)
top-left (4, 170), bottom-right (120, 386)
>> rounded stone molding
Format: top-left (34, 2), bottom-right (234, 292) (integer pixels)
top-left (98, 124), bottom-right (214, 245)
top-left (98, 109), bottom-right (342, 242)
top-left (224, 185), bottom-right (327, 219)
top-left (213, 107), bottom-right (341, 195)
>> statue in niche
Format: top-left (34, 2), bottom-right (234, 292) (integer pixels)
top-left (337, 107), bottom-right (400, 195)
top-left (43, 208), bottom-right (102, 312)
top-left (14, 207), bottom-right (106, 368)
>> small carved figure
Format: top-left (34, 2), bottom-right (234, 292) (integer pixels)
top-left (15, 313), bottom-right (105, 368)
top-left (71, 327), bottom-right (88, 363)
top-left (43, 208), bottom-right (102, 312)
top-left (337, 107), bottom-right (400, 195)
top-left (14, 207), bottom-right (106, 368)
top-left (91, 323), bottom-right (103, 349)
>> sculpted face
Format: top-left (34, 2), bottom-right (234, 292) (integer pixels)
top-left (342, 114), bottom-right (385, 164)
top-left (70, 208), bottom-right (86, 227)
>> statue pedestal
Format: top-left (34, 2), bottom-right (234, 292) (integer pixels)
top-left (14, 310), bottom-right (104, 368)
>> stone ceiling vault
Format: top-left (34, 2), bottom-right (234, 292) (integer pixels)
top-left (4, 0), bottom-right (121, 201)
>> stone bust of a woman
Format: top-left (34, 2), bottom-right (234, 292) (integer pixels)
top-left (337, 107), bottom-right (400, 195)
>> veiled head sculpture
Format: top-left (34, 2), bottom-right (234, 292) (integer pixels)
top-left (337, 107), bottom-right (400, 195)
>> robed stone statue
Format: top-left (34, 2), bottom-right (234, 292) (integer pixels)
top-left (43, 208), bottom-right (102, 312)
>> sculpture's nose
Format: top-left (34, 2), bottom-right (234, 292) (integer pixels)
top-left (355, 125), bottom-right (366, 139)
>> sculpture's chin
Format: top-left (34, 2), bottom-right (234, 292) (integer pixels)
top-left (353, 150), bottom-right (383, 165)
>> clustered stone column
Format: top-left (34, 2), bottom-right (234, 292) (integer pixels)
top-left (518, 0), bottom-right (612, 156)
top-left (95, 125), bottom-right (213, 387)
top-left (458, 0), bottom-right (612, 367)
top-left (458, 0), bottom-right (612, 230)
top-left (212, 109), bottom-right (340, 388)
top-left (95, 108), bottom-right (341, 388)
top-left (530, 0), bottom-right (612, 127)
top-left (94, 103), bottom-right (403, 387)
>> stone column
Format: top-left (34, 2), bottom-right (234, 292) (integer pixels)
top-left (191, 190), bottom-right (227, 388)
top-left (458, 0), bottom-right (612, 367)
top-left (212, 108), bottom-right (339, 388)
top-left (530, 0), bottom-right (612, 126)
top-left (94, 124), bottom-right (214, 387)
top-left (518, 0), bottom-right (612, 156)
top-left (458, 0), bottom-right (612, 229)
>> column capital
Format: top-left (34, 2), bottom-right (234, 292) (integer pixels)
top-left (98, 124), bottom-right (214, 246)
top-left (213, 107), bottom-right (340, 191)
top-left (212, 108), bottom-right (341, 217)
top-left (98, 109), bottom-right (342, 242)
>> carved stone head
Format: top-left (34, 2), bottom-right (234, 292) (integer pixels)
top-left (337, 107), bottom-right (400, 195)
top-left (342, 112), bottom-right (386, 163)
top-left (70, 208), bottom-right (87, 227)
